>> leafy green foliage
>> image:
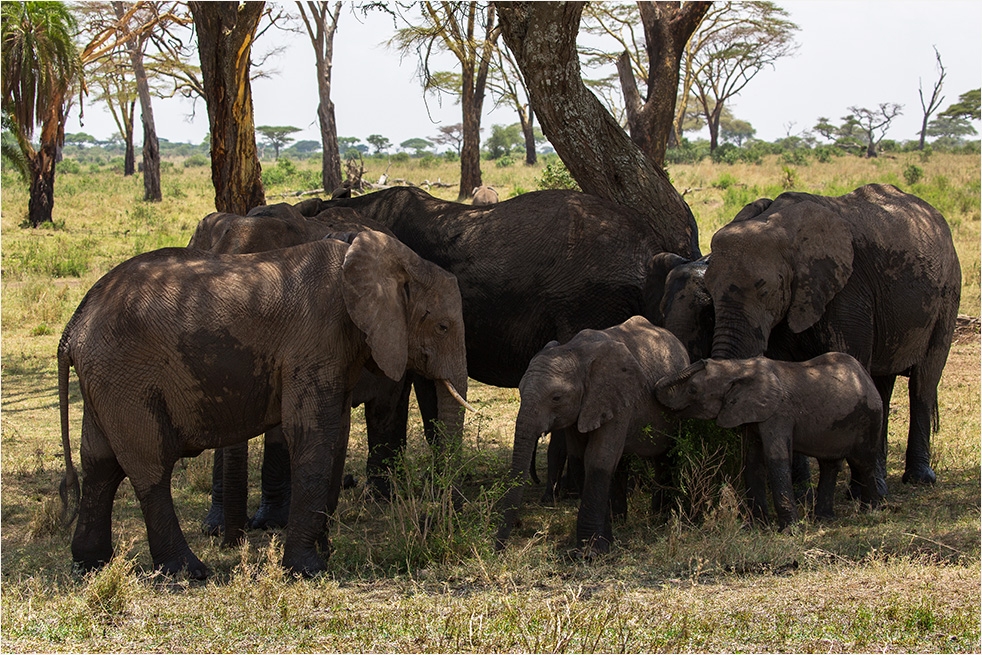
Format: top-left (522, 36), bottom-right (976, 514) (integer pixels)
top-left (536, 158), bottom-right (580, 191)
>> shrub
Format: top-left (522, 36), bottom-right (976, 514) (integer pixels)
top-left (537, 158), bottom-right (580, 191)
top-left (903, 163), bottom-right (924, 186)
top-left (184, 154), bottom-right (209, 168)
top-left (57, 158), bottom-right (81, 174)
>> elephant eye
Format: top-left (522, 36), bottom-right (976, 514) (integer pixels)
top-left (552, 394), bottom-right (562, 403)
top-left (437, 323), bottom-right (449, 335)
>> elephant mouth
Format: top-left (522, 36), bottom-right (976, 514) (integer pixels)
top-left (442, 379), bottom-right (480, 414)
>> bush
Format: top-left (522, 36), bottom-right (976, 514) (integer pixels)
top-left (496, 156), bottom-right (515, 168)
top-left (537, 158), bottom-right (580, 191)
top-left (184, 154), bottom-right (209, 168)
top-left (711, 143), bottom-right (740, 165)
top-left (903, 163), bottom-right (924, 186)
top-left (57, 158), bottom-right (81, 174)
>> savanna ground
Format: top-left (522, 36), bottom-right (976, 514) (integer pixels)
top-left (1, 151), bottom-right (979, 652)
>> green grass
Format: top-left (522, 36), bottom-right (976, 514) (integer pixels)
top-left (1, 153), bottom-right (979, 652)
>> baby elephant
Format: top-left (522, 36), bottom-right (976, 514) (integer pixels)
top-left (655, 353), bottom-right (884, 529)
top-left (471, 185), bottom-right (498, 206)
top-left (495, 316), bottom-right (689, 555)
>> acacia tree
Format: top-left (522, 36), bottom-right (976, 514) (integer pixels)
top-left (689, 1), bottom-right (798, 152)
top-left (917, 46), bottom-right (946, 151)
top-left (189, 1), bottom-right (265, 214)
top-left (112, 1), bottom-right (161, 201)
top-left (497, 2), bottom-right (699, 259)
top-left (296, 1), bottom-right (343, 192)
top-left (849, 103), bottom-right (903, 158)
top-left (581, 2), bottom-right (710, 167)
top-left (490, 44), bottom-right (538, 165)
top-left (2, 1), bottom-right (83, 227)
top-left (257, 124), bottom-right (300, 159)
top-left (390, 2), bottom-right (500, 201)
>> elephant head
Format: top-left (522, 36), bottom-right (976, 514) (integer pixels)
top-left (655, 358), bottom-right (782, 429)
top-left (342, 230), bottom-right (470, 436)
top-left (646, 253), bottom-right (714, 360)
top-left (495, 331), bottom-right (644, 546)
top-left (705, 198), bottom-right (854, 359)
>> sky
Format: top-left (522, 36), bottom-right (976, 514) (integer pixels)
top-left (65, 1), bottom-right (982, 149)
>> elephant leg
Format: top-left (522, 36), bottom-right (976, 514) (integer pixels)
top-left (131, 464), bottom-right (209, 579)
top-left (760, 427), bottom-right (798, 531)
top-left (221, 441), bottom-right (249, 547)
top-left (541, 430), bottom-right (567, 504)
top-left (249, 429), bottom-right (292, 530)
top-left (742, 427), bottom-right (770, 525)
top-left (281, 394), bottom-right (349, 577)
top-left (904, 354), bottom-right (945, 485)
top-left (364, 374), bottom-right (412, 500)
top-left (575, 432), bottom-right (624, 556)
top-left (202, 448), bottom-right (224, 536)
top-left (609, 457), bottom-right (631, 522)
top-left (563, 429), bottom-right (585, 499)
top-left (813, 458), bottom-right (840, 519)
top-left (791, 453), bottom-right (814, 506)
top-left (846, 455), bottom-right (883, 511)
top-left (72, 412), bottom-right (126, 573)
top-left (866, 375), bottom-right (896, 498)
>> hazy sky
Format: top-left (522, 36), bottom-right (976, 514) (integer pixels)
top-left (66, 1), bottom-right (982, 149)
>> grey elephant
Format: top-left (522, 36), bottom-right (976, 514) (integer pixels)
top-left (656, 353), bottom-right (885, 529)
top-left (700, 184), bottom-right (960, 488)
top-left (471, 185), bottom-right (499, 206)
top-left (58, 230), bottom-right (469, 578)
top-left (495, 316), bottom-right (690, 555)
top-left (646, 252), bottom-right (714, 360)
top-left (186, 203), bottom-right (402, 537)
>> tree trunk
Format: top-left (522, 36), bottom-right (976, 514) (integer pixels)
top-left (616, 2), bottom-right (710, 168)
top-left (458, 67), bottom-right (483, 201)
top-left (113, 2), bottom-right (161, 201)
top-left (311, 1), bottom-right (343, 192)
top-left (190, 1), bottom-right (266, 215)
top-left (26, 98), bottom-right (64, 227)
top-left (123, 128), bottom-right (135, 176)
top-left (497, 1), bottom-right (700, 259)
top-left (520, 106), bottom-right (537, 165)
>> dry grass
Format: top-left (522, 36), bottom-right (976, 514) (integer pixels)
top-left (1, 152), bottom-right (979, 652)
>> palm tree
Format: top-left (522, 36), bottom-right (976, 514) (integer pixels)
top-left (2, 1), bottom-right (83, 227)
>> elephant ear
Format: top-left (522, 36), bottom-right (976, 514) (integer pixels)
top-left (716, 365), bottom-right (783, 429)
top-left (577, 340), bottom-right (644, 433)
top-left (644, 252), bottom-right (689, 324)
top-left (342, 230), bottom-right (411, 381)
top-left (732, 197), bottom-right (774, 222)
top-left (786, 202), bottom-right (854, 333)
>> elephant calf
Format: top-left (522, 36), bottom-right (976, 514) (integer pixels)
top-left (655, 353), bottom-right (884, 529)
top-left (495, 316), bottom-right (689, 556)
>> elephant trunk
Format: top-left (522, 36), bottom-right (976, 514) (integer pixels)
top-left (494, 408), bottom-right (542, 549)
top-left (433, 373), bottom-right (469, 456)
top-left (654, 360), bottom-right (706, 411)
top-left (710, 302), bottom-right (767, 359)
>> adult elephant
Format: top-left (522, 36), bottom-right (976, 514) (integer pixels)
top-left (303, 186), bottom-right (700, 501)
top-left (306, 186), bottom-right (700, 386)
top-left (702, 184), bottom-right (961, 487)
top-left (186, 204), bottom-right (408, 538)
top-left (59, 231), bottom-right (469, 578)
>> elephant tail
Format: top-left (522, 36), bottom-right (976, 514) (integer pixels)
top-left (58, 340), bottom-right (80, 526)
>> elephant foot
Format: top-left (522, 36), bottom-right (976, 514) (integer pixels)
top-left (154, 554), bottom-right (211, 580)
top-left (221, 529), bottom-right (247, 549)
top-left (202, 502), bottom-right (224, 536)
top-left (283, 547), bottom-right (327, 578)
top-left (248, 500), bottom-right (290, 531)
top-left (367, 476), bottom-right (393, 503)
top-left (902, 464), bottom-right (936, 485)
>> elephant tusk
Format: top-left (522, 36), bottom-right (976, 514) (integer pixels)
top-left (442, 379), bottom-right (481, 415)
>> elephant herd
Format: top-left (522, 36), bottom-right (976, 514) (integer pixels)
top-left (58, 182), bottom-right (961, 577)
